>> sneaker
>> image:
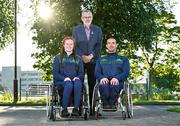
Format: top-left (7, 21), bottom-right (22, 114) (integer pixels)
top-left (61, 108), bottom-right (70, 117)
top-left (71, 108), bottom-right (79, 116)
top-left (98, 113), bottom-right (102, 116)
top-left (90, 111), bottom-right (102, 116)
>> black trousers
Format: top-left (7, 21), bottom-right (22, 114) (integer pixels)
top-left (84, 62), bottom-right (96, 115)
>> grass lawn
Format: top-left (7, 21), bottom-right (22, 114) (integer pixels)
top-left (0, 97), bottom-right (46, 105)
top-left (134, 99), bottom-right (180, 103)
top-left (167, 107), bottom-right (180, 113)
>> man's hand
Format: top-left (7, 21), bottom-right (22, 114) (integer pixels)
top-left (82, 54), bottom-right (93, 63)
top-left (100, 78), bottom-right (109, 84)
top-left (110, 78), bottom-right (119, 85)
top-left (82, 55), bottom-right (90, 63)
top-left (64, 77), bottom-right (71, 81)
top-left (88, 54), bottom-right (94, 60)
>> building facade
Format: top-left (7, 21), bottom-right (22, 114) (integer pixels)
top-left (0, 66), bottom-right (47, 96)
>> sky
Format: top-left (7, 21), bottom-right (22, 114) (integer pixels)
top-left (0, 0), bottom-right (180, 71)
top-left (0, 1), bottom-right (37, 71)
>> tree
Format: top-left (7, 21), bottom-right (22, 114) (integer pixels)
top-left (83, 0), bottom-right (180, 97)
top-left (151, 39), bottom-right (180, 91)
top-left (84, 0), bottom-right (160, 55)
top-left (31, 0), bottom-right (180, 92)
top-left (152, 64), bottom-right (180, 91)
top-left (31, 0), bottom-right (81, 80)
top-left (32, 0), bottom-right (160, 80)
top-left (0, 0), bottom-right (14, 50)
top-left (137, 7), bottom-right (180, 96)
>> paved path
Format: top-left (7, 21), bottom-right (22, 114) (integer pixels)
top-left (0, 105), bottom-right (180, 126)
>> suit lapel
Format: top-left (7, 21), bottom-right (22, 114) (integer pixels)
top-left (81, 25), bottom-right (88, 40)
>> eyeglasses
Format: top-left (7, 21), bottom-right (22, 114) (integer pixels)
top-left (83, 16), bottom-right (92, 19)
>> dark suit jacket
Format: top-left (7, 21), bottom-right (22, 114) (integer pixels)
top-left (72, 24), bottom-right (102, 62)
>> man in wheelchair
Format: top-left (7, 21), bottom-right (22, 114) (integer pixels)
top-left (95, 37), bottom-right (130, 109)
top-left (53, 36), bottom-right (84, 117)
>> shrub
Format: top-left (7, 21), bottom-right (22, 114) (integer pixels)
top-left (151, 87), bottom-right (172, 100)
top-left (0, 91), bottom-right (13, 103)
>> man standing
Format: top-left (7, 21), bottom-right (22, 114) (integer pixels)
top-left (72, 10), bottom-right (102, 115)
top-left (95, 37), bottom-right (130, 108)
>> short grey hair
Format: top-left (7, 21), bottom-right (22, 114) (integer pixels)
top-left (81, 10), bottom-right (92, 17)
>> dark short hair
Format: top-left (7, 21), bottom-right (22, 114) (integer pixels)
top-left (107, 37), bottom-right (116, 43)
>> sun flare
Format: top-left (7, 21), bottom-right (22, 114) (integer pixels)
top-left (38, 2), bottom-right (52, 19)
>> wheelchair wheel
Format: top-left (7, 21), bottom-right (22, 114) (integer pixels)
top-left (84, 108), bottom-right (89, 120)
top-left (47, 107), bottom-right (51, 118)
top-left (92, 84), bottom-right (100, 117)
top-left (127, 88), bottom-right (133, 118)
top-left (49, 105), bottom-right (56, 121)
top-left (95, 108), bottom-right (99, 120)
top-left (122, 111), bottom-right (126, 120)
top-left (126, 84), bottom-right (133, 118)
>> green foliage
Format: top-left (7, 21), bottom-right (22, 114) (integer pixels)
top-left (152, 64), bottom-right (180, 91)
top-left (0, 0), bottom-right (14, 50)
top-left (134, 99), bottom-right (180, 103)
top-left (167, 107), bottom-right (180, 113)
top-left (133, 94), bottom-right (148, 101)
top-left (129, 59), bottom-right (144, 80)
top-left (0, 91), bottom-right (13, 103)
top-left (84, 0), bottom-right (161, 55)
top-left (0, 95), bottom-right (46, 104)
top-left (151, 87), bottom-right (172, 100)
top-left (82, 0), bottom-right (180, 83)
top-left (133, 85), bottom-right (180, 101)
top-left (31, 0), bottom-right (180, 87)
top-left (17, 97), bottom-right (46, 104)
top-left (31, 0), bottom-right (81, 80)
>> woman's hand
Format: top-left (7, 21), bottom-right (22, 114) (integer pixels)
top-left (110, 78), bottom-right (119, 85)
top-left (73, 77), bottom-right (80, 81)
top-left (64, 77), bottom-right (71, 81)
top-left (100, 78), bottom-right (109, 84)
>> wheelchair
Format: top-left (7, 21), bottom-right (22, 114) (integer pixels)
top-left (92, 80), bottom-right (133, 120)
top-left (46, 82), bottom-right (90, 121)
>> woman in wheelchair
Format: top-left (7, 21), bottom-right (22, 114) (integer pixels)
top-left (95, 37), bottom-right (130, 109)
top-left (53, 36), bottom-right (84, 117)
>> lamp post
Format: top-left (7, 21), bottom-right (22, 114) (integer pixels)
top-left (13, 0), bottom-right (18, 103)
